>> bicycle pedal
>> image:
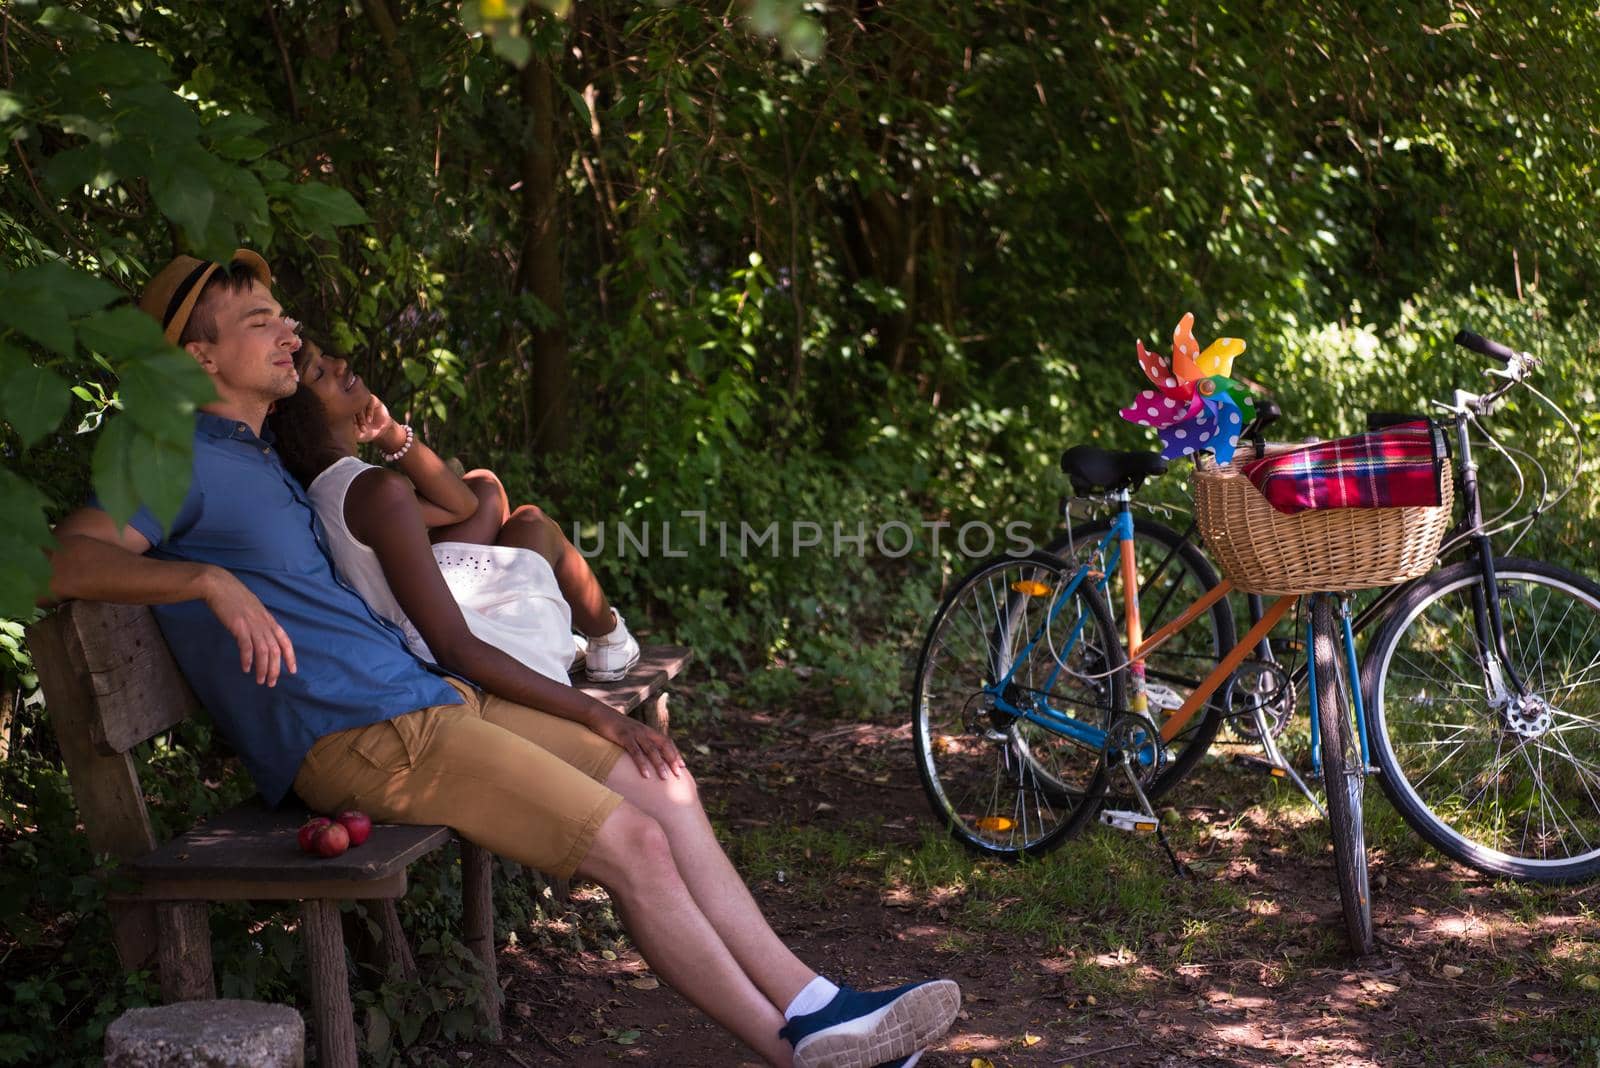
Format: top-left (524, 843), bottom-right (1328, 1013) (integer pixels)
top-left (1230, 754), bottom-right (1289, 779)
top-left (1099, 808), bottom-right (1160, 834)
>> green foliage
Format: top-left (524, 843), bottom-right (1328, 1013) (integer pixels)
top-left (5, 0), bottom-right (1600, 1058)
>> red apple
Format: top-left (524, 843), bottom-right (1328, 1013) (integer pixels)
top-left (298, 817), bottom-right (333, 854)
top-left (311, 820), bottom-right (350, 857)
top-left (335, 809), bottom-right (372, 847)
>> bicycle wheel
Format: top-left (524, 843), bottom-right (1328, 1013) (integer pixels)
top-left (1361, 557), bottom-right (1600, 882)
top-left (1046, 516), bottom-right (1234, 797)
top-left (913, 550), bottom-right (1127, 859)
top-left (1311, 595), bottom-right (1374, 956)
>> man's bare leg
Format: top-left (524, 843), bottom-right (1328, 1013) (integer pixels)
top-left (604, 760), bottom-right (817, 1012)
top-left (577, 800), bottom-right (795, 1066)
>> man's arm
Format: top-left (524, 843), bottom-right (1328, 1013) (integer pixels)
top-left (49, 508), bottom-right (298, 686)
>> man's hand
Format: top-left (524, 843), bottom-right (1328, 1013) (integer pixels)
top-left (202, 567), bottom-right (297, 686)
top-left (590, 711), bottom-right (686, 781)
top-left (354, 395), bottom-right (402, 449)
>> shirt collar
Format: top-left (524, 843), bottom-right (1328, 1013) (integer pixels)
top-left (196, 410), bottom-right (276, 445)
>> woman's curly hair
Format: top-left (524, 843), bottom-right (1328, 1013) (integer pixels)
top-left (266, 335), bottom-right (347, 488)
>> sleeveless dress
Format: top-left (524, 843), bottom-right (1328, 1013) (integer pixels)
top-left (307, 456), bottom-right (575, 683)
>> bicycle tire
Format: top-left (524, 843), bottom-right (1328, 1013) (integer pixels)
top-left (1045, 517), bottom-right (1233, 798)
top-left (1311, 595), bottom-right (1374, 956)
top-left (1361, 557), bottom-right (1600, 883)
top-left (912, 550), bottom-right (1127, 859)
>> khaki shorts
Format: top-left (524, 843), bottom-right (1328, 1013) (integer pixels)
top-left (293, 678), bottom-right (625, 879)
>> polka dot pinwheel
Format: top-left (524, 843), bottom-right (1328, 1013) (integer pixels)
top-left (1119, 312), bottom-right (1256, 465)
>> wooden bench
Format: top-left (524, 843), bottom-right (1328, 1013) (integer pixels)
top-left (27, 600), bottom-right (689, 1068)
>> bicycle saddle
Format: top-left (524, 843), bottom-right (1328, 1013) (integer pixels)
top-left (1059, 445), bottom-right (1169, 494)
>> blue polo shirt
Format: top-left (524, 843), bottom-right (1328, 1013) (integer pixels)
top-left (119, 412), bottom-right (460, 805)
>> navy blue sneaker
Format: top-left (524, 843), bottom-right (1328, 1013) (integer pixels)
top-left (779, 980), bottom-right (960, 1068)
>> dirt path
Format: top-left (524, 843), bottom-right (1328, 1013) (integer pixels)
top-left (459, 700), bottom-right (1600, 1068)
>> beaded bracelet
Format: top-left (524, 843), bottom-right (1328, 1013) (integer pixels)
top-left (382, 424), bottom-right (415, 463)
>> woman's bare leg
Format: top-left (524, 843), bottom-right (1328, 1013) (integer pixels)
top-left (429, 469), bottom-right (509, 545)
top-left (495, 502), bottom-right (615, 637)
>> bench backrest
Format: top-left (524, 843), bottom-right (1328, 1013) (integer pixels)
top-left (27, 601), bottom-right (198, 862)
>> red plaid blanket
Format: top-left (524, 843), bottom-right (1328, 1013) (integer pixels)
top-left (1240, 420), bottom-right (1444, 515)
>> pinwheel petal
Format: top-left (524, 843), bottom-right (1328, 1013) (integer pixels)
top-left (1196, 336), bottom-right (1246, 378)
top-left (1209, 394), bottom-right (1248, 465)
top-left (1121, 389), bottom-right (1203, 428)
top-left (1171, 312), bottom-right (1203, 382)
top-left (1136, 339), bottom-right (1192, 400)
top-left (1209, 376), bottom-right (1257, 426)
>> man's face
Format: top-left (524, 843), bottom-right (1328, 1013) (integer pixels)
top-left (186, 280), bottom-right (302, 407)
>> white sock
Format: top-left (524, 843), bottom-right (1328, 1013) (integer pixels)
top-left (784, 976), bottom-right (840, 1020)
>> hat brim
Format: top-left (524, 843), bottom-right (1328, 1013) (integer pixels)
top-left (158, 249), bottom-right (274, 345)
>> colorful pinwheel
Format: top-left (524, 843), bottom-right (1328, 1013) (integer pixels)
top-left (1119, 313), bottom-right (1255, 465)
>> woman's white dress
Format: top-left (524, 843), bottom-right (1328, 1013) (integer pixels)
top-left (307, 456), bottom-right (574, 683)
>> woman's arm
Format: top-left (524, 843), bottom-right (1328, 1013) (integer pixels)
top-left (344, 468), bottom-right (684, 780)
top-left (355, 396), bottom-right (479, 528)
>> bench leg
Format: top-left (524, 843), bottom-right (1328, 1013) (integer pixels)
top-left (156, 903), bottom-right (214, 1001)
top-left (637, 691), bottom-right (670, 734)
top-left (460, 841), bottom-right (502, 1040)
top-left (303, 899), bottom-right (358, 1068)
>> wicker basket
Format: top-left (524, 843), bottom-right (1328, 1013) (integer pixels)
top-left (1193, 445), bottom-right (1454, 595)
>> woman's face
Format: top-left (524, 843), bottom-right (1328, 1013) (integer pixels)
top-left (296, 340), bottom-right (371, 425)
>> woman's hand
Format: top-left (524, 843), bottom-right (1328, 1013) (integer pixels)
top-left (355, 395), bottom-right (406, 452)
top-left (590, 710), bottom-right (686, 780)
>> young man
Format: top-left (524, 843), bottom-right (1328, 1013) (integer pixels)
top-left (47, 251), bottom-right (959, 1068)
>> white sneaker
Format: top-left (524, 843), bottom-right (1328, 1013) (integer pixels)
top-left (585, 612), bottom-right (640, 682)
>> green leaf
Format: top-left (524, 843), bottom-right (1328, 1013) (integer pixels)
top-left (75, 306), bottom-right (172, 362)
top-left (280, 182), bottom-right (369, 239)
top-left (0, 262), bottom-right (119, 357)
top-left (42, 145), bottom-right (107, 195)
top-left (129, 430), bottom-right (193, 528)
top-left (0, 348), bottom-right (71, 446)
top-left (90, 415), bottom-right (140, 527)
top-left (117, 351), bottom-right (214, 443)
top-left (0, 470), bottom-right (55, 618)
top-left (490, 33), bottom-right (533, 69)
top-left (151, 160), bottom-right (217, 247)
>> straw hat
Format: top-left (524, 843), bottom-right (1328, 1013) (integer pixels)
top-left (138, 250), bottom-right (272, 344)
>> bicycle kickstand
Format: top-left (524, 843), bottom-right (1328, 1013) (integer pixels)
top-left (1100, 753), bottom-right (1194, 881)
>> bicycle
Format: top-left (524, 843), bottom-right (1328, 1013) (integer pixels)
top-left (909, 448), bottom-right (1390, 952)
top-left (1044, 330), bottom-right (1600, 883)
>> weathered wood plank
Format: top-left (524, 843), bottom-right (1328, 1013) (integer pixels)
top-left (155, 903), bottom-right (214, 1001)
top-left (573, 645), bottom-right (691, 715)
top-left (60, 602), bottom-right (197, 754)
top-left (459, 841), bottom-right (501, 1039)
top-left (126, 872), bottom-right (407, 902)
top-left (131, 804), bottom-right (450, 883)
top-left (302, 899), bottom-right (358, 1068)
top-left (27, 609), bottom-right (162, 970)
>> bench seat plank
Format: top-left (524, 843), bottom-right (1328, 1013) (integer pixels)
top-left (573, 645), bottom-right (692, 710)
top-left (131, 803), bottom-right (450, 885)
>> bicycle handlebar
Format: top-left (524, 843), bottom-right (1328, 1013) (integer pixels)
top-left (1454, 329), bottom-right (1515, 365)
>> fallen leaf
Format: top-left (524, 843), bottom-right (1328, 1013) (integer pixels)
top-left (1577, 973), bottom-right (1600, 991)
top-left (630, 977), bottom-right (660, 991)
top-left (970, 1059), bottom-right (995, 1068)
top-left (600, 949), bottom-right (618, 961)
top-left (1024, 1032), bottom-right (1042, 1046)
top-left (1525, 992), bottom-right (1543, 1001)
top-left (1440, 964), bottom-right (1465, 979)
